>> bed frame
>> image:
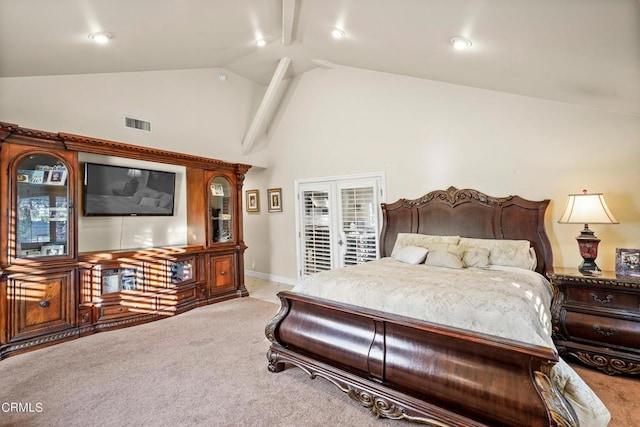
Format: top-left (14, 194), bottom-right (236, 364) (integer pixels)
top-left (266, 187), bottom-right (577, 426)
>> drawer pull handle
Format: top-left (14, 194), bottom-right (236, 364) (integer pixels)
top-left (593, 325), bottom-right (616, 337)
top-left (38, 300), bottom-right (49, 308)
top-left (220, 270), bottom-right (226, 275)
top-left (590, 293), bottom-right (613, 305)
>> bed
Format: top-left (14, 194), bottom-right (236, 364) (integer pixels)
top-left (265, 187), bottom-right (610, 427)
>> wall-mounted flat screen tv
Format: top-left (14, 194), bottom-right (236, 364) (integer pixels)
top-left (83, 162), bottom-right (176, 216)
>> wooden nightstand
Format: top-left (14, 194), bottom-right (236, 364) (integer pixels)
top-left (549, 268), bottom-right (640, 375)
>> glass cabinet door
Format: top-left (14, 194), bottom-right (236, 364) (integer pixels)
top-left (15, 155), bottom-right (70, 258)
top-left (209, 176), bottom-right (233, 244)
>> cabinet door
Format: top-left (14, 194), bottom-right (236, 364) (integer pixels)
top-left (168, 257), bottom-right (195, 286)
top-left (208, 176), bottom-right (234, 245)
top-left (6, 147), bottom-right (76, 265)
top-left (209, 254), bottom-right (236, 295)
top-left (5, 270), bottom-right (75, 343)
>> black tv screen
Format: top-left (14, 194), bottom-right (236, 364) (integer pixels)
top-left (83, 162), bottom-right (176, 216)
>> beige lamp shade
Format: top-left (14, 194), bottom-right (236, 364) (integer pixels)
top-left (558, 192), bottom-right (618, 225)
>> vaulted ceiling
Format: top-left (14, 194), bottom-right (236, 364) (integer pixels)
top-left (1, 0), bottom-right (638, 115)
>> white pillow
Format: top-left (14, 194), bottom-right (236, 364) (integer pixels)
top-left (392, 246), bottom-right (428, 265)
top-left (139, 196), bottom-right (160, 207)
top-left (391, 233), bottom-right (461, 257)
top-left (424, 243), bottom-right (465, 269)
top-left (458, 237), bottom-right (535, 270)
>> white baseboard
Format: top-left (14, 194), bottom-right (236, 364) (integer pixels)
top-left (245, 270), bottom-right (299, 287)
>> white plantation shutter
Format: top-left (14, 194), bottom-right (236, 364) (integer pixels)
top-left (300, 187), bottom-right (332, 275)
top-left (296, 173), bottom-right (384, 278)
top-left (338, 184), bottom-right (379, 267)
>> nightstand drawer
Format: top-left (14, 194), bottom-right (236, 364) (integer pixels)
top-left (564, 311), bottom-right (640, 349)
top-left (565, 287), bottom-right (640, 312)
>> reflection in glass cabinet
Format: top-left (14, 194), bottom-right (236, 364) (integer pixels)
top-left (15, 155), bottom-right (70, 258)
top-left (210, 177), bottom-right (233, 243)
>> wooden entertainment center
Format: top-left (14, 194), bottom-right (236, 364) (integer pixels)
top-left (0, 122), bottom-right (251, 360)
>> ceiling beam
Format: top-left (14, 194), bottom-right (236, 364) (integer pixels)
top-left (282, 0), bottom-right (296, 46)
top-left (241, 57), bottom-right (292, 155)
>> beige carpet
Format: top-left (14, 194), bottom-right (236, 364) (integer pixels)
top-left (0, 297), bottom-right (637, 426)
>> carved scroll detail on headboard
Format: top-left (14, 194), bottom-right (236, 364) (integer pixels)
top-left (411, 186), bottom-right (512, 207)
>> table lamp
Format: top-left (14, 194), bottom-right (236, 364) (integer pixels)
top-left (558, 190), bottom-right (618, 274)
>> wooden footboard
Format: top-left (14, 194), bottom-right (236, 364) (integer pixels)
top-left (266, 291), bottom-right (578, 427)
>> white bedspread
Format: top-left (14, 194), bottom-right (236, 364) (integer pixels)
top-left (292, 258), bottom-right (611, 427)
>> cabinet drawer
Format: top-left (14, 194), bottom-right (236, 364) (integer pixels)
top-left (157, 287), bottom-right (197, 304)
top-left (563, 311), bottom-right (640, 349)
top-left (99, 305), bottom-right (131, 318)
top-left (565, 287), bottom-right (640, 312)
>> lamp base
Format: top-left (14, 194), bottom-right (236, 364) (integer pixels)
top-left (578, 259), bottom-right (601, 275)
top-left (576, 227), bottom-right (601, 275)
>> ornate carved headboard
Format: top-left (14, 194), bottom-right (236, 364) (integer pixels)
top-left (379, 187), bottom-right (553, 275)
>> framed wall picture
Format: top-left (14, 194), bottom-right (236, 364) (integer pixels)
top-left (41, 244), bottom-right (65, 256)
top-left (48, 207), bottom-right (68, 221)
top-left (210, 182), bottom-right (224, 197)
top-left (268, 188), bottom-right (282, 212)
top-left (615, 248), bottom-right (640, 277)
top-left (246, 189), bottom-right (259, 213)
top-left (46, 169), bottom-right (67, 185)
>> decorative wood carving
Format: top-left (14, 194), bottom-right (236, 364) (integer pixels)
top-left (410, 186), bottom-right (512, 207)
top-left (532, 371), bottom-right (579, 427)
top-left (0, 121), bottom-right (251, 172)
top-left (569, 352), bottom-right (640, 376)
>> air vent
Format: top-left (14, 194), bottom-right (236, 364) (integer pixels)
top-left (124, 116), bottom-right (151, 132)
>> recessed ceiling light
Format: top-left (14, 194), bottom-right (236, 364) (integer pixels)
top-left (88, 32), bottom-right (112, 44)
top-left (256, 38), bottom-right (266, 47)
top-left (450, 37), bottom-right (472, 50)
top-left (331, 27), bottom-right (346, 39)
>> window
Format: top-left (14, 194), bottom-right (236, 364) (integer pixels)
top-left (295, 173), bottom-right (385, 278)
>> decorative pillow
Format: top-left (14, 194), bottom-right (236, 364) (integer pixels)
top-left (391, 233), bottom-right (461, 257)
top-left (158, 193), bottom-right (173, 209)
top-left (462, 247), bottom-right (490, 268)
top-left (458, 237), bottom-right (535, 270)
top-left (132, 188), bottom-right (162, 204)
top-left (424, 243), bottom-right (465, 269)
top-left (529, 247), bottom-right (538, 271)
top-left (139, 197), bottom-right (160, 207)
top-left (392, 246), bottom-right (428, 265)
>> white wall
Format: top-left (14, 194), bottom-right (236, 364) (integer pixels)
top-left (243, 66), bottom-right (640, 280)
top-left (0, 68), bottom-right (267, 167)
